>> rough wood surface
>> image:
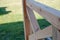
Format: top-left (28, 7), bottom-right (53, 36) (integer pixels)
top-left (29, 25), bottom-right (52, 39)
top-left (26, 0), bottom-right (60, 30)
top-left (26, 6), bottom-right (40, 33)
top-left (23, 0), bottom-right (31, 40)
top-left (26, 0), bottom-right (60, 17)
top-left (23, 0), bottom-right (60, 40)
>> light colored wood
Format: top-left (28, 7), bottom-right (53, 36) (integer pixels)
top-left (26, 0), bottom-right (60, 30)
top-left (22, 0), bottom-right (31, 40)
top-left (37, 39), bottom-right (45, 40)
top-left (36, 25), bottom-right (52, 39)
top-left (26, 6), bottom-right (40, 33)
top-left (52, 26), bottom-right (57, 40)
top-left (23, 0), bottom-right (60, 40)
top-left (29, 25), bottom-right (52, 39)
top-left (26, 0), bottom-right (60, 17)
top-left (29, 34), bottom-right (36, 40)
top-left (57, 30), bottom-right (60, 40)
top-left (52, 26), bottom-right (60, 40)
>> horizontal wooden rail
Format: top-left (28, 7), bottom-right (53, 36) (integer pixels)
top-left (26, 0), bottom-right (60, 17)
top-left (26, 0), bottom-right (60, 30)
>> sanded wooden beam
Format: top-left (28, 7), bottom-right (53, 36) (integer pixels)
top-left (57, 29), bottom-right (60, 40)
top-left (22, 0), bottom-right (31, 40)
top-left (29, 25), bottom-right (52, 39)
top-left (26, 6), bottom-right (40, 33)
top-left (52, 26), bottom-right (57, 40)
top-left (36, 25), bottom-right (52, 39)
top-left (26, 0), bottom-right (60, 17)
top-left (26, 0), bottom-right (60, 30)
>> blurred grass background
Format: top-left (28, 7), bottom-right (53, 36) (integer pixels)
top-left (0, 0), bottom-right (60, 40)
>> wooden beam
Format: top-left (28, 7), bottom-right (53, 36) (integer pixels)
top-left (26, 0), bottom-right (60, 30)
top-left (57, 29), bottom-right (60, 40)
top-left (29, 25), bottom-right (52, 39)
top-left (52, 26), bottom-right (57, 40)
top-left (26, 6), bottom-right (40, 33)
top-left (22, 0), bottom-right (31, 40)
top-left (26, 0), bottom-right (60, 17)
top-left (52, 26), bottom-right (60, 40)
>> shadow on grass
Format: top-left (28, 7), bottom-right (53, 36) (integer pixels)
top-left (0, 19), bottom-right (51, 40)
top-left (0, 7), bottom-right (11, 15)
top-left (0, 21), bottom-right (24, 40)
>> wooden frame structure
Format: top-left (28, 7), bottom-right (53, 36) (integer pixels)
top-left (22, 0), bottom-right (60, 40)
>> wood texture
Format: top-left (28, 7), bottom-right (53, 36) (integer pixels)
top-left (22, 0), bottom-right (31, 40)
top-left (26, 0), bottom-right (60, 30)
top-left (52, 26), bottom-right (57, 40)
top-left (52, 26), bottom-right (60, 40)
top-left (23, 0), bottom-right (60, 40)
top-left (26, 0), bottom-right (60, 17)
top-left (29, 25), bottom-right (52, 39)
top-left (26, 6), bottom-right (40, 33)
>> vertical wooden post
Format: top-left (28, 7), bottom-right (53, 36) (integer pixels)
top-left (57, 30), bottom-right (60, 40)
top-left (52, 26), bottom-right (60, 40)
top-left (52, 26), bottom-right (57, 40)
top-left (22, 0), bottom-right (31, 40)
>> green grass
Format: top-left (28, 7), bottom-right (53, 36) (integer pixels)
top-left (0, 0), bottom-right (59, 40)
top-left (0, 21), bottom-right (24, 40)
top-left (0, 0), bottom-right (25, 40)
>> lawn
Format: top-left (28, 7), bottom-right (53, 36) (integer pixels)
top-left (0, 0), bottom-right (60, 40)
